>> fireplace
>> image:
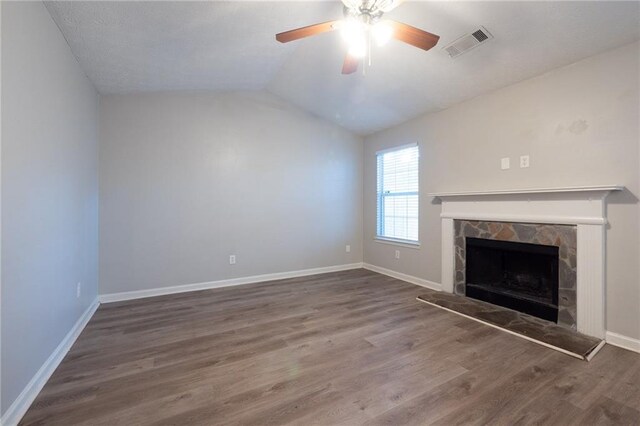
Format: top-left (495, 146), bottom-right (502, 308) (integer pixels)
top-left (432, 185), bottom-right (623, 338)
top-left (454, 220), bottom-right (576, 328)
top-left (465, 237), bottom-right (559, 322)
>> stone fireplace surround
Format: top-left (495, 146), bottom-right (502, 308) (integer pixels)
top-left (431, 185), bottom-right (623, 339)
top-left (454, 220), bottom-right (577, 329)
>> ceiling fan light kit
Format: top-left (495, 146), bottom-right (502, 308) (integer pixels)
top-left (275, 0), bottom-right (440, 74)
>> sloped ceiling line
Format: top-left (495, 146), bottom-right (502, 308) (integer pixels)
top-left (46, 1), bottom-right (640, 135)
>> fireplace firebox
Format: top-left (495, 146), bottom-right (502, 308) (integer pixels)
top-left (465, 237), bottom-right (559, 322)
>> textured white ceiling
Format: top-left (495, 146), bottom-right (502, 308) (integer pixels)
top-left (46, 1), bottom-right (640, 134)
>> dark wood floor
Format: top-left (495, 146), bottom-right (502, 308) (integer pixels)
top-left (21, 269), bottom-right (640, 425)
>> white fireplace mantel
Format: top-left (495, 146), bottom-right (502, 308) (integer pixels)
top-left (429, 185), bottom-right (624, 198)
top-left (432, 185), bottom-right (624, 339)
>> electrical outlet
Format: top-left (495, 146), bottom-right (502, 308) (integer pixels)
top-left (395, 250), bottom-right (400, 259)
top-left (76, 282), bottom-right (81, 298)
top-left (501, 157), bottom-right (510, 170)
top-left (346, 245), bottom-right (351, 253)
top-left (520, 155), bottom-right (530, 168)
top-left (229, 255), bottom-right (236, 265)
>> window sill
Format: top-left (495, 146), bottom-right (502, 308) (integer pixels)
top-left (374, 237), bottom-right (421, 249)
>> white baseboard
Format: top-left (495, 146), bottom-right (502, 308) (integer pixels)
top-left (606, 331), bottom-right (640, 354)
top-left (362, 263), bottom-right (442, 292)
top-left (99, 263), bottom-right (365, 303)
top-left (1, 298), bottom-right (100, 426)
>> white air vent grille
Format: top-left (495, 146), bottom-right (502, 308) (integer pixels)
top-left (443, 27), bottom-right (493, 58)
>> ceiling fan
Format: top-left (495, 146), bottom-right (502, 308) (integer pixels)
top-left (275, 0), bottom-right (440, 75)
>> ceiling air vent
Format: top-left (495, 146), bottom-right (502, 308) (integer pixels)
top-left (443, 27), bottom-right (493, 58)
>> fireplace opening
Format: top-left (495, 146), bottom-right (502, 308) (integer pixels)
top-left (465, 237), bottom-right (559, 322)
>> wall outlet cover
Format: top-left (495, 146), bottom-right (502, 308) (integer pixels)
top-left (520, 155), bottom-right (530, 168)
top-left (229, 255), bottom-right (236, 265)
top-left (346, 245), bottom-right (351, 253)
top-left (395, 250), bottom-right (400, 259)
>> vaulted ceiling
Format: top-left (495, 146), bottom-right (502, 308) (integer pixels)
top-left (46, 1), bottom-right (640, 135)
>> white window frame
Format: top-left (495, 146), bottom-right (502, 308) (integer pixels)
top-left (375, 143), bottom-right (420, 247)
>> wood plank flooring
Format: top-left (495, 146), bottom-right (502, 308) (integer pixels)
top-left (20, 269), bottom-right (640, 425)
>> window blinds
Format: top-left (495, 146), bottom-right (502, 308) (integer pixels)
top-left (376, 144), bottom-right (419, 243)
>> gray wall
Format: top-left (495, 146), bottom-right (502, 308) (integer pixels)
top-left (1, 1), bottom-right (99, 415)
top-left (99, 92), bottom-right (363, 295)
top-left (364, 41), bottom-right (640, 340)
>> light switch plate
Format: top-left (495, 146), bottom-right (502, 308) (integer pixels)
top-left (501, 157), bottom-right (510, 170)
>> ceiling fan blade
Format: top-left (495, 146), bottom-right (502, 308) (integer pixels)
top-left (276, 20), bottom-right (340, 43)
top-left (342, 53), bottom-right (359, 74)
top-left (388, 20), bottom-right (440, 51)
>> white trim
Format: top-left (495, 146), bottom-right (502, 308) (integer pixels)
top-left (1, 299), bottom-right (100, 426)
top-left (440, 213), bottom-right (607, 226)
top-left (0, 5), bottom-right (4, 421)
top-left (606, 331), bottom-right (640, 354)
top-left (99, 263), bottom-right (364, 303)
top-left (375, 142), bottom-right (417, 156)
top-left (374, 237), bottom-right (421, 249)
top-left (429, 185), bottom-right (624, 198)
top-left (362, 263), bottom-right (442, 292)
top-left (576, 224), bottom-right (606, 338)
top-left (441, 218), bottom-right (455, 293)
top-left (585, 340), bottom-right (607, 362)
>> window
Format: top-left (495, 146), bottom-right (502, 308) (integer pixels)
top-left (376, 144), bottom-right (419, 244)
